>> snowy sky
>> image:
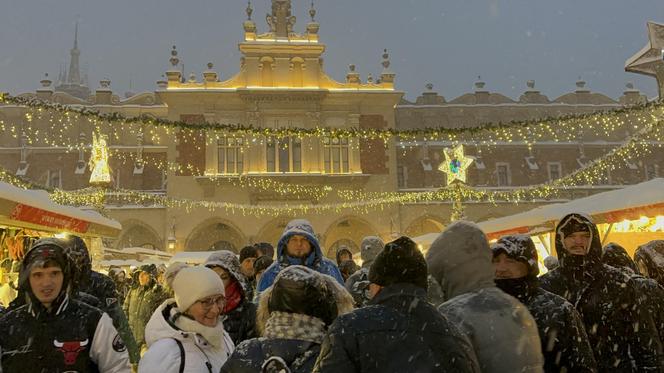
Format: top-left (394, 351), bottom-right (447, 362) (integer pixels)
top-left (1, 0), bottom-right (663, 101)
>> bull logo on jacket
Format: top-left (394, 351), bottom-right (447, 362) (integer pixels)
top-left (53, 339), bottom-right (88, 365)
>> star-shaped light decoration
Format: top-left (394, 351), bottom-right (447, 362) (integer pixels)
top-left (625, 22), bottom-right (664, 98)
top-left (438, 144), bottom-right (474, 185)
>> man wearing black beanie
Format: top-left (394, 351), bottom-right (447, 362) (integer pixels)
top-left (313, 236), bottom-right (479, 373)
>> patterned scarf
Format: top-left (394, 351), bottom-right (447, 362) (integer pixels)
top-left (263, 311), bottom-right (327, 344)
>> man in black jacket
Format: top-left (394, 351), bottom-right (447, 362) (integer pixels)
top-left (540, 213), bottom-right (664, 371)
top-left (0, 238), bottom-right (130, 372)
top-left (313, 236), bottom-right (480, 373)
top-left (491, 235), bottom-right (597, 372)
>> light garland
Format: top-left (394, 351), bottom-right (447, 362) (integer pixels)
top-left (1, 93), bottom-right (663, 145)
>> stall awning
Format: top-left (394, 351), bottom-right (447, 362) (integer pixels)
top-left (0, 181), bottom-right (122, 238)
top-left (477, 178), bottom-right (664, 240)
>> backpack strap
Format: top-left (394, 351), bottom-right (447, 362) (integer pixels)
top-left (171, 338), bottom-right (185, 373)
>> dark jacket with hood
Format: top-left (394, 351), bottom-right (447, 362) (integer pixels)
top-left (492, 235), bottom-right (597, 373)
top-left (222, 265), bottom-right (353, 373)
top-left (635, 240), bottom-right (664, 286)
top-left (314, 237), bottom-right (480, 373)
top-left (603, 242), bottom-right (664, 346)
top-left (257, 219), bottom-right (344, 292)
top-left (63, 235), bottom-right (140, 363)
top-left (344, 236), bottom-right (383, 307)
top-left (205, 250), bottom-right (257, 346)
top-left (426, 221), bottom-right (544, 373)
top-left (0, 238), bottom-right (130, 372)
top-left (123, 264), bottom-right (167, 347)
top-left (540, 213), bottom-right (663, 372)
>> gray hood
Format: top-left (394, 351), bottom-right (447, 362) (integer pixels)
top-left (426, 221), bottom-right (495, 300)
top-left (360, 236), bottom-right (384, 268)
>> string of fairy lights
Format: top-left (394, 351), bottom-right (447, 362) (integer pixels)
top-left (0, 92), bottom-right (663, 216)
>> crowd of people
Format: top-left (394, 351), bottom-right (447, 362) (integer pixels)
top-left (1, 214), bottom-right (664, 372)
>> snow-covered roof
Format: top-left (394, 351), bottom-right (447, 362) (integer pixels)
top-left (169, 251), bottom-right (214, 264)
top-left (0, 181), bottom-right (122, 237)
top-left (477, 178), bottom-right (664, 239)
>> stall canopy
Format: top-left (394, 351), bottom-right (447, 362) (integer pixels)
top-left (0, 181), bottom-right (122, 238)
top-left (477, 178), bottom-right (664, 240)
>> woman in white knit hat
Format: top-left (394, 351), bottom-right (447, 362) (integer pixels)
top-left (138, 266), bottom-right (235, 373)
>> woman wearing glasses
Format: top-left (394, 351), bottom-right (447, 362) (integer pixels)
top-left (138, 266), bottom-right (235, 373)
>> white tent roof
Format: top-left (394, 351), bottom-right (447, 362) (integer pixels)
top-left (477, 178), bottom-right (664, 239)
top-left (0, 181), bottom-right (122, 237)
top-left (169, 251), bottom-right (214, 265)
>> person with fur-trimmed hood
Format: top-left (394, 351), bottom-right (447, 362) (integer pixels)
top-left (0, 238), bottom-right (130, 372)
top-left (540, 213), bottom-right (664, 371)
top-left (257, 219), bottom-right (344, 292)
top-left (124, 264), bottom-right (168, 351)
top-left (314, 236), bottom-right (480, 373)
top-left (492, 235), bottom-right (597, 372)
top-left (139, 266), bottom-right (235, 372)
top-left (603, 242), bottom-right (664, 345)
top-left (204, 250), bottom-right (257, 345)
top-left (426, 221), bottom-right (544, 372)
top-left (221, 265), bottom-right (354, 373)
top-left (344, 236), bottom-right (383, 307)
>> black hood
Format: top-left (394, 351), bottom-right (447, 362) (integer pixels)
top-left (491, 234), bottom-right (540, 279)
top-left (602, 242), bottom-right (638, 273)
top-left (61, 235), bottom-right (92, 289)
top-left (19, 238), bottom-right (72, 313)
top-left (554, 213), bottom-right (603, 272)
top-left (635, 240), bottom-right (664, 286)
top-left (335, 247), bottom-right (353, 265)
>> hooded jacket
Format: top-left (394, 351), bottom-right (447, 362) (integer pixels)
top-left (221, 266), bottom-right (351, 373)
top-left (139, 300), bottom-right (234, 373)
top-left (635, 240), bottom-right (664, 286)
top-left (257, 220), bottom-right (344, 292)
top-left (603, 242), bottom-right (664, 346)
top-left (124, 266), bottom-right (168, 347)
top-left (204, 250), bottom-right (257, 345)
top-left (426, 221), bottom-right (544, 373)
top-left (344, 236), bottom-right (383, 307)
top-left (0, 239), bottom-right (130, 373)
top-left (540, 213), bottom-right (663, 372)
top-left (492, 235), bottom-right (597, 373)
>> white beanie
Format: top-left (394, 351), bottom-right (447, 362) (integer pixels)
top-left (172, 266), bottom-right (225, 312)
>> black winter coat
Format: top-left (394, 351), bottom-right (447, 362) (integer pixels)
top-left (499, 278), bottom-right (597, 372)
top-left (221, 338), bottom-right (320, 373)
top-left (223, 300), bottom-right (257, 346)
top-left (540, 213), bottom-right (664, 372)
top-left (313, 283), bottom-right (480, 373)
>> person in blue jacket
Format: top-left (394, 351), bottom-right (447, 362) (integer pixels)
top-left (257, 219), bottom-right (344, 292)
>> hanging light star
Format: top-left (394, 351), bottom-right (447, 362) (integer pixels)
top-left (439, 144), bottom-right (474, 185)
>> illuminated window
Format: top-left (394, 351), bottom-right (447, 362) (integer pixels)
top-left (217, 137), bottom-right (244, 174)
top-left (323, 137), bottom-right (350, 174)
top-left (266, 137), bottom-right (301, 173)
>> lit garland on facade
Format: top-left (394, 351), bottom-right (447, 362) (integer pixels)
top-left (1, 93), bottom-right (663, 146)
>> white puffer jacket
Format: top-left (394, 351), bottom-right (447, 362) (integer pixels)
top-left (138, 300), bottom-right (234, 373)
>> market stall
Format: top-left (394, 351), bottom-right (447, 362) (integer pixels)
top-left (0, 181), bottom-right (122, 305)
top-left (476, 178), bottom-right (664, 272)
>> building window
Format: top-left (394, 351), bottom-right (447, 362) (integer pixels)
top-left (547, 162), bottom-right (562, 181)
top-left (496, 162), bottom-right (511, 186)
top-left (645, 163), bottom-right (659, 180)
top-left (267, 137), bottom-right (301, 173)
top-left (323, 137), bottom-right (350, 174)
top-left (46, 170), bottom-right (62, 189)
top-left (218, 137), bottom-right (244, 174)
top-left (397, 165), bottom-right (407, 188)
